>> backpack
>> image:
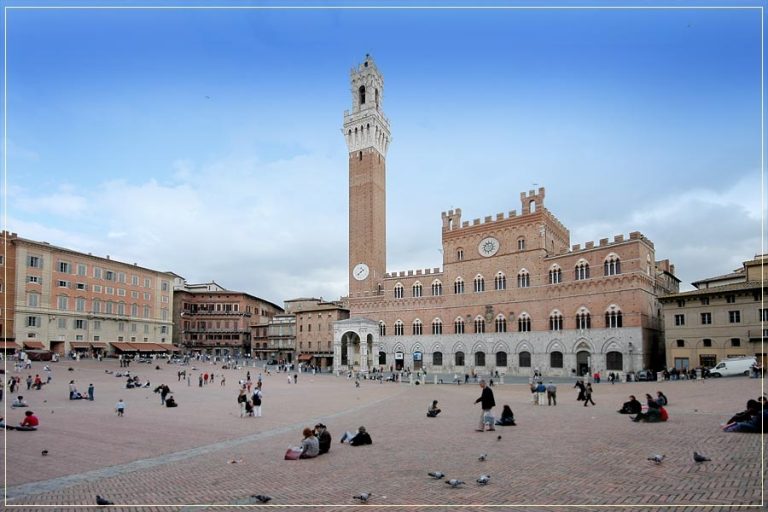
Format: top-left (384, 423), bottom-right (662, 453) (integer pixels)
top-left (253, 391), bottom-right (262, 406)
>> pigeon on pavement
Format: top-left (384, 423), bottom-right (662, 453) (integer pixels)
top-left (428, 471), bottom-right (445, 479)
top-left (477, 474), bottom-right (491, 485)
top-left (446, 479), bottom-right (465, 488)
top-left (353, 492), bottom-right (371, 502)
top-left (497, 435), bottom-right (502, 441)
top-left (647, 454), bottom-right (665, 464)
top-left (251, 495), bottom-right (272, 503)
top-left (41, 450), bottom-right (48, 456)
top-left (478, 453), bottom-right (488, 461)
top-left (96, 495), bottom-right (114, 506)
top-left (693, 452), bottom-right (711, 462)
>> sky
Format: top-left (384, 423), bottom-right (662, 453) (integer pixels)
top-left (3, 2), bottom-right (765, 306)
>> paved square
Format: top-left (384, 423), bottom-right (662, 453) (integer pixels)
top-left (2, 359), bottom-right (764, 511)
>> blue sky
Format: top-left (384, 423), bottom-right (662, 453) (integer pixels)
top-left (3, 3), bottom-right (764, 305)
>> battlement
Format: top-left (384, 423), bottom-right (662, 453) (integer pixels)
top-left (566, 232), bottom-right (653, 255)
top-left (384, 268), bottom-right (443, 280)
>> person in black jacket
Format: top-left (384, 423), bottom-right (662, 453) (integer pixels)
top-left (474, 379), bottom-right (496, 431)
top-left (617, 395), bottom-right (642, 414)
top-left (340, 426), bottom-right (372, 446)
top-left (315, 423), bottom-right (332, 454)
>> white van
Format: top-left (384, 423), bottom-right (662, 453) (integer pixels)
top-left (709, 357), bottom-right (756, 378)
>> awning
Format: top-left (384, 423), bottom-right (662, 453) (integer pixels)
top-left (129, 343), bottom-right (166, 352)
top-left (23, 341), bottom-right (45, 349)
top-left (0, 341), bottom-right (19, 350)
top-left (170, 345), bottom-right (182, 352)
top-left (69, 341), bottom-right (91, 349)
top-left (297, 354), bottom-right (313, 361)
top-left (90, 342), bottom-right (108, 349)
top-left (111, 342), bottom-right (138, 352)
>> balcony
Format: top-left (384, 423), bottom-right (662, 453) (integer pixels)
top-left (181, 310), bottom-right (251, 317)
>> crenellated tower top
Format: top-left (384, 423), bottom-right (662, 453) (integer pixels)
top-left (343, 54), bottom-right (391, 156)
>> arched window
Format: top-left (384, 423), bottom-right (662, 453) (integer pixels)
top-left (475, 352), bottom-right (486, 366)
top-left (517, 269), bottom-right (530, 288)
top-left (474, 275), bottom-right (485, 293)
top-left (518, 313), bottom-right (531, 332)
top-left (394, 320), bottom-right (404, 336)
top-left (379, 351), bottom-right (387, 365)
top-left (549, 265), bottom-right (562, 284)
top-left (575, 260), bottom-right (590, 281)
top-left (517, 237), bottom-right (525, 251)
top-left (605, 307), bottom-right (623, 328)
top-left (358, 85), bottom-right (366, 104)
top-left (432, 318), bottom-right (443, 335)
top-left (519, 351), bottom-right (531, 367)
top-left (412, 319), bottom-right (423, 336)
top-left (432, 351), bottom-right (443, 366)
top-left (496, 351), bottom-right (507, 366)
top-left (549, 311), bottom-right (563, 331)
top-left (457, 248), bottom-right (464, 261)
top-left (394, 283), bottom-right (404, 299)
top-left (494, 272), bottom-right (507, 290)
top-left (495, 314), bottom-right (507, 333)
top-left (431, 280), bottom-right (443, 296)
top-left (606, 351), bottom-right (623, 370)
top-left (455, 351), bottom-right (465, 366)
top-left (454, 277), bottom-right (465, 294)
top-left (604, 254), bottom-right (621, 276)
top-left (474, 316), bottom-right (485, 334)
top-left (379, 321), bottom-right (386, 336)
top-left (454, 317), bottom-right (465, 334)
top-left (550, 351), bottom-right (563, 368)
top-left (576, 309), bottom-right (592, 330)
top-left (412, 282), bottom-right (423, 298)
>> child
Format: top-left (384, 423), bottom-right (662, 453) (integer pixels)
top-left (115, 399), bottom-right (126, 417)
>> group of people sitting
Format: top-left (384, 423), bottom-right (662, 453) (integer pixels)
top-left (11, 396), bottom-right (29, 408)
top-left (617, 392), bottom-right (669, 422)
top-left (126, 376), bottom-right (150, 389)
top-left (425, 400), bottom-right (516, 426)
top-left (295, 423), bottom-right (334, 459)
top-left (723, 396), bottom-right (766, 433)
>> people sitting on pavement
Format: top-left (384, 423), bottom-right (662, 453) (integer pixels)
top-left (299, 427), bottom-right (320, 459)
top-left (6, 410), bottom-right (40, 431)
top-left (427, 400), bottom-right (442, 417)
top-left (618, 395), bottom-right (642, 414)
top-left (723, 399), bottom-right (765, 433)
top-left (656, 391), bottom-right (669, 406)
top-left (11, 396), bottom-right (28, 408)
top-left (165, 396), bottom-right (178, 408)
top-left (495, 404), bottom-right (516, 426)
top-left (314, 423), bottom-right (331, 454)
top-left (632, 394), bottom-right (668, 422)
top-left (340, 425), bottom-right (373, 446)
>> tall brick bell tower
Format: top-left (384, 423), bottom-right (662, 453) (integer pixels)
top-left (344, 55), bottom-right (390, 298)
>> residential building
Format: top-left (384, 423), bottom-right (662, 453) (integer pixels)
top-left (4, 231), bottom-right (174, 355)
top-left (173, 278), bottom-right (282, 356)
top-left (334, 56), bottom-right (679, 378)
top-left (659, 255), bottom-right (766, 370)
top-left (0, 233), bottom-right (18, 352)
top-left (288, 298), bottom-right (349, 369)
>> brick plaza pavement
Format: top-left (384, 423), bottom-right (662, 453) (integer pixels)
top-left (2, 359), bottom-right (765, 511)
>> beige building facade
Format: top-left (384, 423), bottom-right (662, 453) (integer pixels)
top-left (660, 255), bottom-right (766, 370)
top-left (288, 298), bottom-right (349, 368)
top-left (334, 56), bottom-right (679, 378)
top-left (5, 232), bottom-right (174, 355)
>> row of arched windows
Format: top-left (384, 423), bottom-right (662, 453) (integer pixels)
top-left (413, 350), bottom-right (624, 370)
top-left (392, 255), bottom-right (622, 299)
top-left (378, 306), bottom-right (623, 336)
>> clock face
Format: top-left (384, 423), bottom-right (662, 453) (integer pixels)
top-left (478, 237), bottom-right (500, 257)
top-left (352, 263), bottom-right (370, 281)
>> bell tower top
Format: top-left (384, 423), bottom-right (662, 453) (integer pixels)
top-left (343, 54), bottom-right (391, 156)
top-left (350, 54), bottom-right (384, 114)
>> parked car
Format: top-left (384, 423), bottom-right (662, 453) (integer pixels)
top-left (636, 369), bottom-right (656, 381)
top-left (708, 356), bottom-right (756, 378)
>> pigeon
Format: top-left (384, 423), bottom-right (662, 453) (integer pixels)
top-left (497, 435), bottom-right (502, 441)
top-left (446, 479), bottom-right (465, 488)
top-left (428, 471), bottom-right (445, 479)
top-left (228, 459), bottom-right (243, 464)
top-left (647, 454), bottom-right (665, 465)
top-left (41, 450), bottom-right (48, 456)
top-left (251, 495), bottom-right (272, 503)
top-left (693, 451), bottom-right (711, 463)
top-left (476, 474), bottom-right (491, 485)
top-left (478, 453), bottom-right (488, 461)
top-left (353, 492), bottom-right (371, 502)
top-left (96, 495), bottom-right (114, 506)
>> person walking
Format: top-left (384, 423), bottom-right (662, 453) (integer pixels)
top-left (87, 383), bottom-right (95, 401)
top-left (474, 379), bottom-right (496, 431)
top-left (583, 383), bottom-right (596, 406)
top-left (115, 398), bottom-right (126, 416)
top-left (546, 382), bottom-right (557, 406)
top-left (252, 387), bottom-right (263, 417)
